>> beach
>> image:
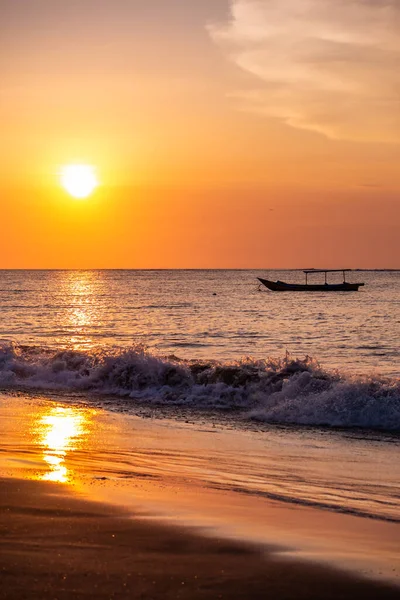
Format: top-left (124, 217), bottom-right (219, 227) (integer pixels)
top-left (1, 393), bottom-right (399, 598)
top-left (2, 476), bottom-right (400, 600)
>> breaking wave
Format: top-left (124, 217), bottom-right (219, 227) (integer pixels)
top-left (0, 343), bottom-right (399, 431)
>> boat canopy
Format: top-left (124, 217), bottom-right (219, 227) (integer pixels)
top-left (302, 269), bottom-right (353, 284)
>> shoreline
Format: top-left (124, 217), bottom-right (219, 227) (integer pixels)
top-left (1, 394), bottom-right (399, 597)
top-left (1, 386), bottom-right (400, 436)
top-left (2, 476), bottom-right (400, 600)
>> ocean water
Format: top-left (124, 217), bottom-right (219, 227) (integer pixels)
top-left (0, 269), bottom-right (399, 430)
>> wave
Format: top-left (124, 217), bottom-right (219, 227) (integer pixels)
top-left (0, 343), bottom-right (399, 431)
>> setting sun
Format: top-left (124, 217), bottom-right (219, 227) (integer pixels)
top-left (60, 164), bottom-right (98, 199)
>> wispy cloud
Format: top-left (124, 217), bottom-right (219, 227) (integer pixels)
top-left (209, 1), bottom-right (400, 142)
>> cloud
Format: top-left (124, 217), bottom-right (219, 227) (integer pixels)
top-left (209, 1), bottom-right (400, 142)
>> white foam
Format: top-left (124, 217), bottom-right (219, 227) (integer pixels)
top-left (0, 343), bottom-right (399, 430)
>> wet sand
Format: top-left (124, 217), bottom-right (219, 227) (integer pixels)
top-left (1, 477), bottom-right (399, 600)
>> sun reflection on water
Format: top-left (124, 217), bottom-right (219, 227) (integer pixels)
top-left (59, 270), bottom-right (104, 351)
top-left (35, 406), bottom-right (93, 483)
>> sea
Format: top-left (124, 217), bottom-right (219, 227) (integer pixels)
top-left (0, 269), bottom-right (399, 536)
top-left (0, 269), bottom-right (399, 422)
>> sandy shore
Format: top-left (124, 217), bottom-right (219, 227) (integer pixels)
top-left (1, 477), bottom-right (399, 600)
top-left (1, 396), bottom-right (399, 598)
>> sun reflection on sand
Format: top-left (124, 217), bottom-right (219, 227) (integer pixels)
top-left (35, 406), bottom-right (93, 483)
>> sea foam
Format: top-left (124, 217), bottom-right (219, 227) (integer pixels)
top-left (0, 343), bottom-right (399, 431)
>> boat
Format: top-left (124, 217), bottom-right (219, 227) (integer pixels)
top-left (258, 270), bottom-right (365, 292)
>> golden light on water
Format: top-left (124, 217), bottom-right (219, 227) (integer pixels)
top-left (36, 406), bottom-right (90, 483)
top-left (62, 270), bottom-right (101, 350)
top-left (60, 164), bottom-right (98, 199)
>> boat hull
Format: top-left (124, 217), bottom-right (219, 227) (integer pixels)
top-left (257, 278), bottom-right (364, 292)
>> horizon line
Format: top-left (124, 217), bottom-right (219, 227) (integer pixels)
top-left (0, 268), bottom-right (399, 272)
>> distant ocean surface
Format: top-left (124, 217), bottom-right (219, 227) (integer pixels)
top-left (0, 269), bottom-right (399, 430)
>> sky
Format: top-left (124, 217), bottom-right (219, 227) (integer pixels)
top-left (1, 0), bottom-right (399, 268)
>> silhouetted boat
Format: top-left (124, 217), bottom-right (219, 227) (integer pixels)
top-left (258, 270), bottom-right (365, 292)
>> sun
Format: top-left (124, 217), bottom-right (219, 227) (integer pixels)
top-left (60, 164), bottom-right (98, 199)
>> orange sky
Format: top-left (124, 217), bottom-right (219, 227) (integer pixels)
top-left (1, 0), bottom-right (399, 268)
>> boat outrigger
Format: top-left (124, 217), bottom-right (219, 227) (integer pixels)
top-left (258, 270), bottom-right (365, 292)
